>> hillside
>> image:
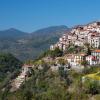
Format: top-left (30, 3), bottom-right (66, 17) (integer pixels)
top-left (0, 22), bottom-right (100, 100)
top-left (0, 53), bottom-right (22, 82)
top-left (0, 26), bottom-right (70, 61)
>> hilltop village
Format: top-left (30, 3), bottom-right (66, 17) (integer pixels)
top-left (8, 22), bottom-right (100, 91)
top-left (50, 21), bottom-right (100, 68)
top-left (0, 21), bottom-right (100, 100)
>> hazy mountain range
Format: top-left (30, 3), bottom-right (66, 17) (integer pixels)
top-left (0, 25), bottom-right (70, 61)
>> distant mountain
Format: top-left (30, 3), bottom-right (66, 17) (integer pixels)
top-left (0, 28), bottom-right (28, 39)
top-left (0, 26), bottom-right (70, 61)
top-left (31, 25), bottom-right (69, 36)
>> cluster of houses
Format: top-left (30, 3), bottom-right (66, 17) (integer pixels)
top-left (50, 21), bottom-right (100, 67)
top-left (64, 50), bottom-right (100, 67)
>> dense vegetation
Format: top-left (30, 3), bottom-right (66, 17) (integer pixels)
top-left (0, 53), bottom-right (22, 90)
top-left (64, 45), bottom-right (85, 54)
top-left (0, 60), bottom-right (100, 100)
top-left (38, 48), bottom-right (63, 59)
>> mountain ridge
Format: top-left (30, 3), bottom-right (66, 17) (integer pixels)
top-left (0, 28), bottom-right (28, 39)
top-left (0, 25), bottom-right (70, 61)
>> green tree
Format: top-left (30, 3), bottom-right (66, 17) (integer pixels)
top-left (50, 48), bottom-right (63, 58)
top-left (83, 79), bottom-right (100, 95)
top-left (81, 60), bottom-right (88, 66)
top-left (57, 58), bottom-right (66, 65)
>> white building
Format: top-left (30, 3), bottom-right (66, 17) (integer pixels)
top-left (50, 45), bottom-right (55, 50)
top-left (66, 53), bottom-right (86, 67)
top-left (74, 40), bottom-right (84, 46)
top-left (91, 49), bottom-right (100, 64)
top-left (86, 55), bottom-right (98, 65)
top-left (90, 34), bottom-right (100, 48)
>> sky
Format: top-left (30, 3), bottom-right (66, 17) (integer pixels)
top-left (0, 0), bottom-right (100, 32)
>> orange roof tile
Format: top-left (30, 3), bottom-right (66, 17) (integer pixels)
top-left (93, 49), bottom-right (100, 53)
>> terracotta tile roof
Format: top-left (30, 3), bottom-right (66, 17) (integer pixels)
top-left (91, 32), bottom-right (98, 35)
top-left (22, 64), bottom-right (32, 68)
top-left (91, 32), bottom-right (100, 36)
top-left (93, 49), bottom-right (100, 53)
